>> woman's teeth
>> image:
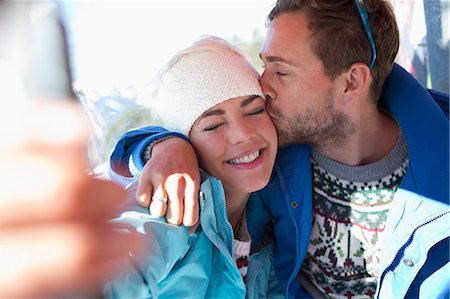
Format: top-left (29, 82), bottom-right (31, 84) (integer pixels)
top-left (228, 150), bottom-right (260, 164)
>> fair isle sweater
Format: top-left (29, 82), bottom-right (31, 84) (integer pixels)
top-left (300, 130), bottom-right (408, 299)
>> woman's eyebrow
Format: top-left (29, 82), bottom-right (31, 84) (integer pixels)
top-left (201, 108), bottom-right (225, 118)
top-left (199, 95), bottom-right (260, 120)
top-left (241, 95), bottom-right (259, 107)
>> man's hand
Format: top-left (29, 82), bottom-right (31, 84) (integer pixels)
top-left (135, 138), bottom-right (200, 227)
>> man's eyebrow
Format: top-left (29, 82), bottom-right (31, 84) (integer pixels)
top-left (259, 53), bottom-right (294, 65)
top-left (199, 95), bottom-right (260, 120)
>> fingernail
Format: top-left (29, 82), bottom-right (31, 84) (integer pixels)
top-left (138, 194), bottom-right (148, 204)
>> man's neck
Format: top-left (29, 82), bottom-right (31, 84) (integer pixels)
top-left (315, 108), bottom-right (399, 166)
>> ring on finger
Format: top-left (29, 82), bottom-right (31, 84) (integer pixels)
top-left (152, 195), bottom-right (168, 204)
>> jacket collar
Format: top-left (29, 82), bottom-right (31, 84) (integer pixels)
top-left (381, 63), bottom-right (449, 204)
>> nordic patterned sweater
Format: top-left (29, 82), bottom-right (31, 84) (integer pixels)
top-left (299, 130), bottom-right (408, 299)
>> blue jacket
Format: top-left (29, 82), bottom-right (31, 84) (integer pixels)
top-left (104, 176), bottom-right (284, 299)
top-left (109, 64), bottom-right (449, 298)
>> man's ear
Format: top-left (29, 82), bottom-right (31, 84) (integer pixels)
top-left (343, 62), bottom-right (371, 99)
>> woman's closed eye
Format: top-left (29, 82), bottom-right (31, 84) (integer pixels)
top-left (203, 122), bottom-right (224, 132)
top-left (246, 107), bottom-right (265, 116)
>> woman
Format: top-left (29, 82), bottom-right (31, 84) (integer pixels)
top-left (104, 36), bottom-right (283, 298)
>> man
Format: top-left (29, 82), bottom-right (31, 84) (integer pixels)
top-left (109, 0), bottom-right (449, 298)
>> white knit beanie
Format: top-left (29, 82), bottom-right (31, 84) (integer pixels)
top-left (151, 36), bottom-right (264, 136)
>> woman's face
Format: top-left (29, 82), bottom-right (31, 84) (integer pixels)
top-left (189, 95), bottom-right (278, 194)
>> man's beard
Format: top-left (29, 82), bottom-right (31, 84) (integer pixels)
top-left (268, 92), bottom-right (356, 148)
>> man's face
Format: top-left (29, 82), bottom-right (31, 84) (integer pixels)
top-left (260, 11), bottom-right (353, 147)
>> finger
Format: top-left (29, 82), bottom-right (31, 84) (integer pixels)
top-left (2, 136), bottom-right (88, 220)
top-left (0, 222), bottom-right (143, 299)
top-left (4, 100), bottom-right (88, 156)
top-left (165, 175), bottom-right (185, 225)
top-left (0, 165), bottom-right (127, 228)
top-left (77, 178), bottom-right (129, 221)
top-left (182, 175), bottom-right (200, 227)
top-left (149, 185), bottom-right (168, 217)
top-left (135, 176), bottom-right (152, 207)
top-left (189, 223), bottom-right (200, 236)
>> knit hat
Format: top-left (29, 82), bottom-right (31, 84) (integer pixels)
top-left (151, 36), bottom-right (264, 136)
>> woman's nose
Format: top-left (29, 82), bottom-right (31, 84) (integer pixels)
top-left (229, 118), bottom-right (256, 144)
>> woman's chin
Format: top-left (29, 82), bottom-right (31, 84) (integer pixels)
top-left (243, 176), bottom-right (271, 193)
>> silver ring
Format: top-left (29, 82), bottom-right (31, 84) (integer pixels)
top-left (152, 195), bottom-right (168, 204)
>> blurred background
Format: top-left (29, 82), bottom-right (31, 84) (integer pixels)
top-left (2, 0), bottom-right (449, 174)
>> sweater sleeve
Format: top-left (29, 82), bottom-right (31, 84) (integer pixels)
top-left (108, 126), bottom-right (189, 186)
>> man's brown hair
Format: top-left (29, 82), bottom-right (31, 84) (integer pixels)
top-left (267, 0), bottom-right (399, 103)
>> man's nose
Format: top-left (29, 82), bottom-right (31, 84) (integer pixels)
top-left (259, 72), bottom-right (275, 103)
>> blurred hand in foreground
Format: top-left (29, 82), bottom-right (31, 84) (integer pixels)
top-left (1, 100), bottom-right (141, 299)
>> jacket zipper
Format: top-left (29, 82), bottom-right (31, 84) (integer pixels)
top-left (376, 209), bottom-right (450, 298)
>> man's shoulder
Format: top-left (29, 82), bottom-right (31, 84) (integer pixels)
top-left (275, 144), bottom-right (310, 168)
top-left (260, 143), bottom-right (312, 199)
top-left (382, 64), bottom-right (448, 120)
